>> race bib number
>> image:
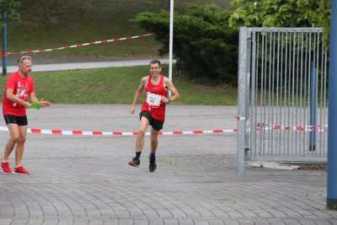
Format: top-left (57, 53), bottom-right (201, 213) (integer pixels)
top-left (146, 92), bottom-right (161, 106)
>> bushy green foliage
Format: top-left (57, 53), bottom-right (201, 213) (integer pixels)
top-left (229, 0), bottom-right (329, 28)
top-left (229, 0), bottom-right (330, 42)
top-left (0, 0), bottom-right (20, 23)
top-left (136, 5), bottom-right (238, 84)
top-left (135, 1), bottom-right (331, 84)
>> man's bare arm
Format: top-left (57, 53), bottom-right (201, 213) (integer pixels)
top-left (6, 89), bottom-right (31, 108)
top-left (130, 77), bottom-right (146, 114)
top-left (163, 78), bottom-right (180, 103)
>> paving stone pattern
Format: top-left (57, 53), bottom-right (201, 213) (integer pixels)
top-left (0, 105), bottom-right (336, 225)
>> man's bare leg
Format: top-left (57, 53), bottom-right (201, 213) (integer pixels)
top-left (1, 124), bottom-right (20, 173)
top-left (149, 128), bottom-right (160, 172)
top-left (129, 117), bottom-right (149, 167)
top-left (15, 126), bottom-right (27, 167)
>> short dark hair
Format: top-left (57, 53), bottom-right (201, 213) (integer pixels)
top-left (150, 59), bottom-right (161, 67)
top-left (17, 55), bottom-right (32, 65)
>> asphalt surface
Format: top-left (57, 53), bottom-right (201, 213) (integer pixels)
top-left (0, 105), bottom-right (335, 225)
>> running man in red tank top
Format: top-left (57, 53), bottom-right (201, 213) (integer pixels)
top-left (129, 59), bottom-right (180, 172)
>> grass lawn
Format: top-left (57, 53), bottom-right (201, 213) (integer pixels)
top-left (2, 0), bottom-right (230, 62)
top-left (0, 66), bottom-right (237, 105)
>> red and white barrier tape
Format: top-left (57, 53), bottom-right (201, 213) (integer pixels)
top-left (0, 124), bottom-right (328, 137)
top-left (255, 123), bottom-right (327, 133)
top-left (2, 33), bottom-right (153, 57)
top-left (0, 126), bottom-right (236, 137)
top-left (235, 117), bottom-right (327, 133)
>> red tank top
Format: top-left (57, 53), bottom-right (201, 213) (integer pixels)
top-left (141, 75), bottom-right (168, 122)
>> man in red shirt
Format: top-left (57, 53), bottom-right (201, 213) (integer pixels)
top-left (129, 59), bottom-right (180, 172)
top-left (1, 55), bottom-right (50, 174)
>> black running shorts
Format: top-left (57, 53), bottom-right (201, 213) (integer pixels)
top-left (139, 111), bottom-right (163, 131)
top-left (3, 115), bottom-right (28, 126)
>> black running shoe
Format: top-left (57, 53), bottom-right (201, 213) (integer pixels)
top-left (149, 161), bottom-right (157, 172)
top-left (128, 158), bottom-right (140, 167)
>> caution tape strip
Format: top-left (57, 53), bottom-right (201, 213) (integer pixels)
top-left (0, 124), bottom-right (328, 137)
top-left (255, 123), bottom-right (327, 133)
top-left (0, 126), bottom-right (236, 137)
top-left (2, 33), bottom-right (153, 57)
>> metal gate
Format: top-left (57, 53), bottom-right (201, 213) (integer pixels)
top-left (237, 27), bottom-right (328, 173)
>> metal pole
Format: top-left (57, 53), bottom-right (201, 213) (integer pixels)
top-left (244, 35), bottom-right (251, 161)
top-left (168, 0), bottom-right (174, 81)
top-left (237, 27), bottom-right (249, 176)
top-left (2, 11), bottom-right (8, 75)
top-left (309, 63), bottom-right (317, 151)
top-left (327, 0), bottom-right (337, 210)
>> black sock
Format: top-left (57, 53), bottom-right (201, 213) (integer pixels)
top-left (150, 152), bottom-right (156, 163)
top-left (134, 151), bottom-right (141, 160)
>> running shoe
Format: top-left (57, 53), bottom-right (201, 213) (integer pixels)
top-left (14, 166), bottom-right (30, 175)
top-left (1, 162), bottom-right (13, 174)
top-left (149, 161), bottom-right (157, 172)
top-left (128, 158), bottom-right (140, 167)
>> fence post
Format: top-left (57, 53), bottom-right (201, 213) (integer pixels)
top-left (2, 11), bottom-right (8, 75)
top-left (237, 27), bottom-right (250, 176)
top-left (327, 0), bottom-right (337, 211)
top-left (309, 63), bottom-right (317, 151)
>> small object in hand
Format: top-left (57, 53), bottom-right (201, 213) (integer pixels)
top-left (30, 102), bottom-right (41, 110)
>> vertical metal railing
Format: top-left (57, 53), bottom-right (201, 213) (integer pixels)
top-left (237, 28), bottom-right (328, 169)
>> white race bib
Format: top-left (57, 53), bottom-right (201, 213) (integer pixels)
top-left (146, 92), bottom-right (162, 106)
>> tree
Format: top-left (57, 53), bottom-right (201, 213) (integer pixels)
top-left (229, 0), bottom-right (330, 91)
top-left (0, 0), bottom-right (20, 24)
top-left (135, 5), bottom-right (238, 84)
top-left (229, 0), bottom-right (330, 32)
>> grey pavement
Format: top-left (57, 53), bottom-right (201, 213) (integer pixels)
top-left (0, 105), bottom-right (336, 225)
top-left (0, 58), bottom-right (174, 73)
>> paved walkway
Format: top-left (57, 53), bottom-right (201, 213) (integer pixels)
top-left (0, 105), bottom-right (336, 225)
top-left (0, 59), bottom-right (174, 73)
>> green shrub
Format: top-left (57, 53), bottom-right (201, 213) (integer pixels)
top-left (135, 5), bottom-right (238, 84)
